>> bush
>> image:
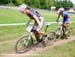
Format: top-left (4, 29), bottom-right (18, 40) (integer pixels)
top-left (6, 3), bottom-right (15, 6)
top-left (54, 0), bottom-right (73, 10)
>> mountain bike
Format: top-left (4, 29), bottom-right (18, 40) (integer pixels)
top-left (54, 22), bottom-right (72, 40)
top-left (15, 23), bottom-right (56, 54)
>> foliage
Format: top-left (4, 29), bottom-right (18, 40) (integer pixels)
top-left (0, 0), bottom-right (74, 9)
top-left (54, 0), bottom-right (73, 10)
top-left (15, 0), bottom-right (24, 5)
top-left (0, 0), bottom-right (8, 4)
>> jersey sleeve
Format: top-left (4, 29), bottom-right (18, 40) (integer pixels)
top-left (28, 12), bottom-right (34, 19)
top-left (29, 12), bottom-right (34, 17)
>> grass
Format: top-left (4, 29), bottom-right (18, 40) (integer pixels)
top-left (0, 8), bottom-right (28, 24)
top-left (0, 8), bottom-right (75, 24)
top-left (0, 8), bottom-right (75, 56)
top-left (0, 26), bottom-right (25, 42)
top-left (0, 23), bottom-right (74, 42)
top-left (0, 40), bottom-right (14, 54)
top-left (33, 41), bottom-right (75, 57)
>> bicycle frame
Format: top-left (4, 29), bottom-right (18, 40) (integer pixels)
top-left (15, 23), bottom-right (53, 54)
top-left (26, 23), bottom-right (51, 42)
top-left (57, 22), bottom-right (68, 34)
top-left (55, 22), bottom-right (71, 39)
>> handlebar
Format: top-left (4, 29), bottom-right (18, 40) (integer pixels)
top-left (57, 22), bottom-right (63, 25)
top-left (45, 23), bottom-right (51, 27)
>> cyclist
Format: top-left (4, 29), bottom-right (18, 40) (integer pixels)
top-left (56, 7), bottom-right (70, 31)
top-left (18, 4), bottom-right (47, 42)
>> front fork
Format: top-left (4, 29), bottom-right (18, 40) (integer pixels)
top-left (23, 33), bottom-right (33, 47)
top-left (28, 34), bottom-right (33, 46)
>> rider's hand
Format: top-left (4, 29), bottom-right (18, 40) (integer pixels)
top-left (26, 20), bottom-right (31, 27)
top-left (56, 19), bottom-right (59, 22)
top-left (26, 22), bottom-right (29, 27)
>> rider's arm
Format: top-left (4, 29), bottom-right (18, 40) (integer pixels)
top-left (33, 15), bottom-right (40, 27)
top-left (26, 10), bottom-right (40, 26)
top-left (26, 19), bottom-right (31, 26)
top-left (57, 13), bottom-right (60, 21)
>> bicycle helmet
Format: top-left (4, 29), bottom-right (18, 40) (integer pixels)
top-left (18, 4), bottom-right (27, 12)
top-left (58, 7), bottom-right (65, 13)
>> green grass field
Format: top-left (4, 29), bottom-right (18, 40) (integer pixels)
top-left (0, 8), bottom-right (75, 57)
top-left (32, 41), bottom-right (75, 57)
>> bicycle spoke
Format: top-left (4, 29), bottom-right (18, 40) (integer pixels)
top-left (15, 35), bottom-right (32, 54)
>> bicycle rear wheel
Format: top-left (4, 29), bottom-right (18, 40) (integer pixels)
top-left (15, 35), bottom-right (33, 54)
top-left (42, 32), bottom-right (56, 47)
top-left (65, 28), bottom-right (72, 38)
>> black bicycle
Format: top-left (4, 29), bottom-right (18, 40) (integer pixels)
top-left (15, 23), bottom-right (56, 54)
top-left (54, 22), bottom-right (72, 40)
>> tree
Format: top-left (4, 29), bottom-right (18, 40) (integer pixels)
top-left (15, 0), bottom-right (24, 5)
top-left (54, 0), bottom-right (73, 10)
top-left (0, 0), bottom-right (73, 10)
top-left (0, 0), bottom-right (8, 4)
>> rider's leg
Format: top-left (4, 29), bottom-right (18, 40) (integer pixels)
top-left (32, 30), bottom-right (40, 42)
top-left (63, 18), bottom-right (69, 30)
top-left (63, 23), bottom-right (67, 30)
top-left (63, 23), bottom-right (69, 39)
top-left (32, 30), bottom-right (45, 42)
top-left (32, 29), bottom-right (47, 42)
top-left (37, 31), bottom-right (48, 42)
top-left (62, 23), bottom-right (67, 35)
top-left (33, 17), bottom-right (47, 42)
top-left (37, 31), bottom-right (46, 36)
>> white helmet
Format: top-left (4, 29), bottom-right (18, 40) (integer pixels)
top-left (18, 4), bottom-right (27, 12)
top-left (58, 7), bottom-right (65, 13)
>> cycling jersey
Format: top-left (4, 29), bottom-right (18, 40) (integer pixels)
top-left (63, 11), bottom-right (69, 23)
top-left (33, 17), bottom-right (44, 32)
top-left (27, 9), bottom-right (42, 19)
top-left (27, 9), bottom-right (44, 32)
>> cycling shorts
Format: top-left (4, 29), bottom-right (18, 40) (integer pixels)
top-left (33, 17), bottom-right (44, 32)
top-left (63, 18), bottom-right (69, 23)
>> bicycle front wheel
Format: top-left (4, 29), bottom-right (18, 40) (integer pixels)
top-left (15, 35), bottom-right (33, 54)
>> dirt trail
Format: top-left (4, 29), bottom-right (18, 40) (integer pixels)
top-left (2, 36), bottom-right (75, 57)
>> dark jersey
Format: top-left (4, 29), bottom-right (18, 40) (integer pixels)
top-left (27, 9), bottom-right (42, 19)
